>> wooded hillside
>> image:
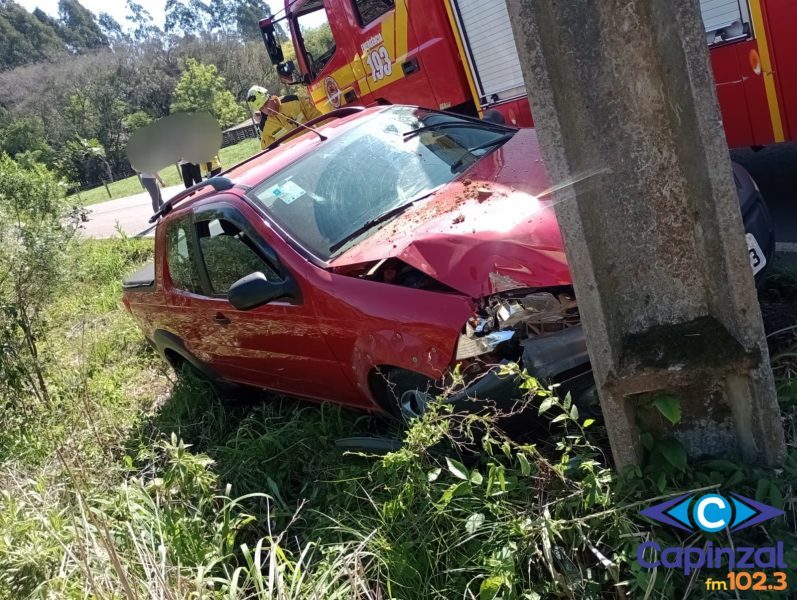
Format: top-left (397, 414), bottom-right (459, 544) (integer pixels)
top-left (0, 0), bottom-right (289, 188)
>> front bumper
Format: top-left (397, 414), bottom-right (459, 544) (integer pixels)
top-left (449, 325), bottom-right (594, 410)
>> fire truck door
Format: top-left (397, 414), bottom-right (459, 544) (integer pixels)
top-left (701, 0), bottom-right (782, 147)
top-left (300, 4), bottom-right (372, 113)
top-left (353, 0), bottom-right (438, 108)
top-left (758, 0), bottom-right (795, 141)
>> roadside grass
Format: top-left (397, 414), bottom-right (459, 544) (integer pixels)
top-left (0, 238), bottom-right (795, 598)
top-left (69, 137), bottom-right (261, 206)
top-left (765, 262), bottom-right (797, 440)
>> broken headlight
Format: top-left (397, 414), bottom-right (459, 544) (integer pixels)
top-left (455, 328), bottom-right (515, 360)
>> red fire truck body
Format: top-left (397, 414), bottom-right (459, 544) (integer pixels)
top-left (261, 0), bottom-right (796, 149)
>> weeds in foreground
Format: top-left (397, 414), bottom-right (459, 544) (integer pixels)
top-left (0, 239), bottom-right (795, 599)
top-left (4, 372), bottom-right (796, 598)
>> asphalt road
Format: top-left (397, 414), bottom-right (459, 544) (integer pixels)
top-left (81, 145), bottom-right (795, 249)
top-left (80, 183), bottom-right (184, 239)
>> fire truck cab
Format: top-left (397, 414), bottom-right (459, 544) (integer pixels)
top-left (261, 0), bottom-right (796, 148)
top-left (260, 1), bottom-right (480, 118)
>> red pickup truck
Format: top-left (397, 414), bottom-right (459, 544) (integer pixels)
top-left (122, 105), bottom-right (774, 418)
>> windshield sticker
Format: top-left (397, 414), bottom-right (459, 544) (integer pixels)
top-left (263, 180), bottom-right (306, 206)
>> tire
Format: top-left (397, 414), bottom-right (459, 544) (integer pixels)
top-left (372, 367), bottom-right (440, 420)
top-left (732, 162), bottom-right (776, 286)
top-left (167, 350), bottom-right (256, 406)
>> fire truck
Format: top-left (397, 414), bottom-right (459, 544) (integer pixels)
top-left (260, 0), bottom-right (797, 148)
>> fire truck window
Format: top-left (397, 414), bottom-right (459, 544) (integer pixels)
top-left (352, 0), bottom-right (394, 26)
top-left (297, 8), bottom-right (336, 77)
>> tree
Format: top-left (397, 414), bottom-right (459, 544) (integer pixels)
top-left (126, 0), bottom-right (161, 42)
top-left (60, 137), bottom-right (113, 187)
top-left (0, 116), bottom-right (54, 164)
top-left (302, 22), bottom-right (334, 61)
top-left (206, 0), bottom-right (235, 32)
top-left (170, 58), bottom-right (245, 127)
top-left (32, 6), bottom-right (64, 38)
top-left (97, 12), bottom-right (127, 45)
top-left (124, 111), bottom-right (153, 133)
top-left (58, 0), bottom-right (109, 51)
top-left (0, 154), bottom-right (80, 409)
top-left (233, 0), bottom-right (272, 40)
top-left (178, 34), bottom-right (281, 101)
top-left (63, 91), bottom-right (100, 141)
top-left (201, 0), bottom-right (281, 40)
top-left (0, 1), bottom-right (66, 70)
top-left (127, 48), bottom-right (181, 117)
top-left (164, 0), bottom-right (207, 37)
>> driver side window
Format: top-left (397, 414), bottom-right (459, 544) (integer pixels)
top-left (197, 218), bottom-right (280, 295)
top-left (353, 0), bottom-right (394, 25)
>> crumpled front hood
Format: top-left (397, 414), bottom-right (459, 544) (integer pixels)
top-left (329, 130), bottom-right (572, 298)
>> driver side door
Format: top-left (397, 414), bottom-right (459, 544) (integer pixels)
top-left (189, 203), bottom-right (357, 404)
top-left (295, 3), bottom-right (372, 111)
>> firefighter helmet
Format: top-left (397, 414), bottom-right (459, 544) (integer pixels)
top-left (246, 85), bottom-right (269, 112)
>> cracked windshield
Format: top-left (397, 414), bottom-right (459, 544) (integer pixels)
top-left (250, 107), bottom-right (513, 259)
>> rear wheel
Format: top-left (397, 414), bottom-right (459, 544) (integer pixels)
top-left (165, 350), bottom-right (256, 405)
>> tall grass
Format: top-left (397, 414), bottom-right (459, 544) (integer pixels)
top-left (0, 239), bottom-right (795, 599)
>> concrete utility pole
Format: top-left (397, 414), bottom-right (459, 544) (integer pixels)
top-left (507, 0), bottom-right (785, 468)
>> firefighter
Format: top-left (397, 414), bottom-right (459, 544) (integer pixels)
top-left (246, 85), bottom-right (322, 150)
top-left (203, 155), bottom-right (222, 178)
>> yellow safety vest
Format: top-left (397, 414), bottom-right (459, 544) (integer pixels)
top-left (203, 155), bottom-right (221, 175)
top-left (259, 95), bottom-right (323, 150)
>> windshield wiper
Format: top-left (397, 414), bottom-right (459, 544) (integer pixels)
top-left (449, 133), bottom-right (517, 172)
top-left (328, 189), bottom-right (440, 255)
top-left (403, 121), bottom-right (513, 142)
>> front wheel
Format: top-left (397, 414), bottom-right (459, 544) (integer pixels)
top-left (372, 368), bottom-right (440, 421)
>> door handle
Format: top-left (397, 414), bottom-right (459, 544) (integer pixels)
top-left (213, 312), bottom-right (231, 325)
top-left (402, 59), bottom-right (420, 75)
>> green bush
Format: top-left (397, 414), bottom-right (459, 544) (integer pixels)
top-left (0, 154), bottom-right (79, 411)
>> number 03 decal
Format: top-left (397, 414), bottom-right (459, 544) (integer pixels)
top-left (366, 46), bottom-right (393, 82)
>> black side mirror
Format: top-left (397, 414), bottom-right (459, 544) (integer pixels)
top-left (228, 272), bottom-right (299, 311)
top-left (277, 60), bottom-right (305, 85)
top-left (260, 21), bottom-right (285, 65)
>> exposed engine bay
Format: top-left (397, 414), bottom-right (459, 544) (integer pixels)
top-left (456, 288), bottom-right (580, 361)
top-left (446, 287), bottom-right (596, 416)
